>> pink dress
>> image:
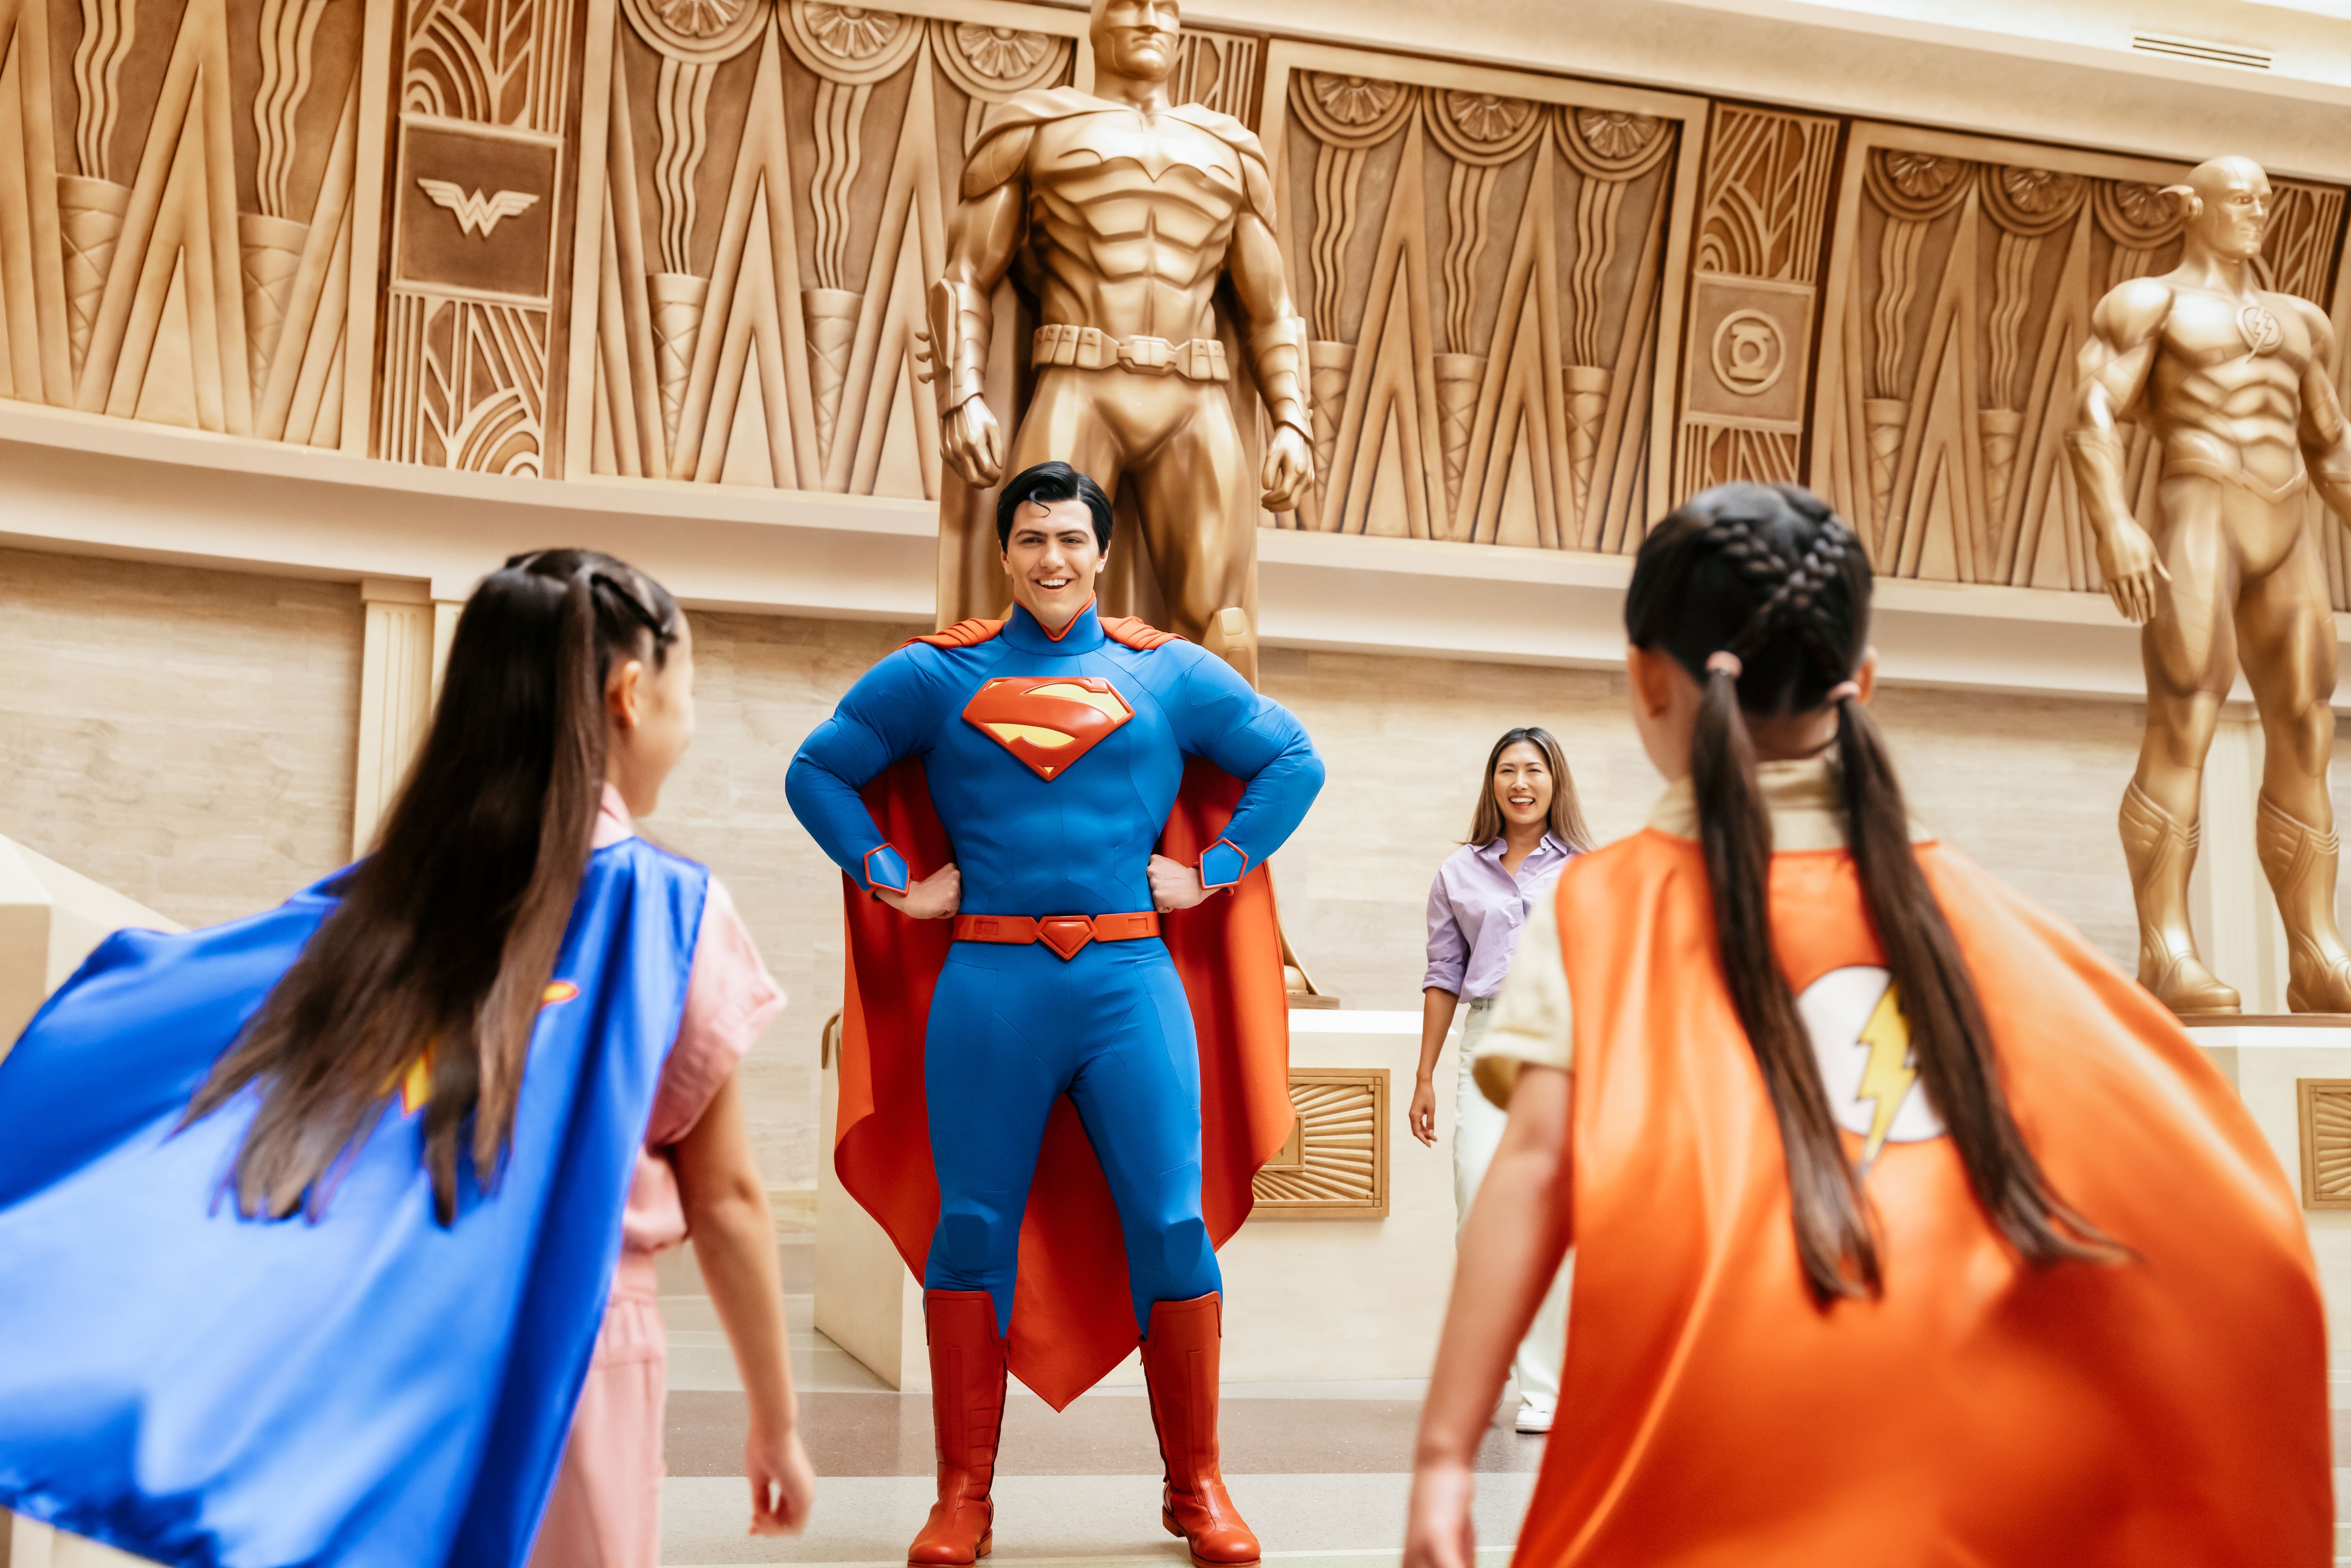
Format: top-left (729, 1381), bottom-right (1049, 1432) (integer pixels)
top-left (529, 786), bottom-right (785, 1568)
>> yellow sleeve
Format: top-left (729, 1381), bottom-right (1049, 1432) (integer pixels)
top-left (1469, 892), bottom-right (1573, 1110)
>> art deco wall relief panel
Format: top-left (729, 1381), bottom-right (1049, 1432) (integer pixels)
top-left (557, 0), bottom-right (1266, 495)
top-left (1673, 103), bottom-right (1838, 496)
top-left (383, 0), bottom-right (579, 473)
top-left (1261, 42), bottom-right (1704, 552)
top-left (1809, 123), bottom-right (2351, 601)
top-left (8, 0), bottom-right (2351, 613)
top-left (562, 0), bottom-right (1075, 492)
top-left (0, 0), bottom-right (375, 440)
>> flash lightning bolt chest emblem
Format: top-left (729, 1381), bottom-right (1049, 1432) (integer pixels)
top-left (1852, 984), bottom-right (1917, 1169)
top-left (962, 676), bottom-right (1133, 780)
top-left (1795, 966), bottom-right (1946, 1171)
top-left (417, 179), bottom-right (541, 238)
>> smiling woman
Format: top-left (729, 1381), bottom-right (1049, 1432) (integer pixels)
top-left (1408, 725), bottom-right (1594, 1435)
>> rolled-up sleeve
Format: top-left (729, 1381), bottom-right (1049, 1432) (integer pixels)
top-left (1423, 867), bottom-right (1467, 996)
top-left (1470, 892), bottom-right (1572, 1111)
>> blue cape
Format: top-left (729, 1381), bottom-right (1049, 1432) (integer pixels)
top-left (0, 837), bottom-right (707, 1568)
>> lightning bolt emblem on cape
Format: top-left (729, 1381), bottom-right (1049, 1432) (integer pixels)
top-left (417, 179), bottom-right (541, 238)
top-left (1854, 982), bottom-right (1917, 1170)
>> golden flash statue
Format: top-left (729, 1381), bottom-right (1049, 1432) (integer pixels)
top-left (924, 0), bottom-right (1312, 684)
top-left (2069, 156), bottom-right (2351, 1015)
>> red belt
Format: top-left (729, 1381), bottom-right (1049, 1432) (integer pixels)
top-left (952, 910), bottom-right (1161, 961)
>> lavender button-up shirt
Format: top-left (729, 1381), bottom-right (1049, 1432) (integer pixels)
top-left (1424, 833), bottom-right (1575, 1002)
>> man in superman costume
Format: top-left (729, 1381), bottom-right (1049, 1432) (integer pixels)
top-left (786, 460), bottom-right (1323, 1567)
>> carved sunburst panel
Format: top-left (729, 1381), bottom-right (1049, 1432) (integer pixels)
top-left (931, 18), bottom-right (1071, 100)
top-left (1290, 69), bottom-right (1416, 149)
top-left (1252, 1068), bottom-right (1389, 1219)
top-left (1426, 88), bottom-right (1542, 167)
top-left (781, 0), bottom-right (923, 83)
top-left (2301, 1079), bottom-right (2351, 1209)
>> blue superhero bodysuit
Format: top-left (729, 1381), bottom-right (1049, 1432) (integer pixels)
top-left (787, 603), bottom-right (1323, 1335)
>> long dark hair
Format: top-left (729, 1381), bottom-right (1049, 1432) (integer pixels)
top-left (1625, 483), bottom-right (2111, 1301)
top-left (187, 549), bottom-right (680, 1223)
top-left (1465, 726), bottom-right (1594, 851)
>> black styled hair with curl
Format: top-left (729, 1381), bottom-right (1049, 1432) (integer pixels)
top-left (995, 460), bottom-right (1114, 552)
top-left (1625, 482), bottom-right (2115, 1303)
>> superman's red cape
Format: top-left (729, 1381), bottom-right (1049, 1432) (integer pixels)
top-left (835, 754), bottom-right (1294, 1408)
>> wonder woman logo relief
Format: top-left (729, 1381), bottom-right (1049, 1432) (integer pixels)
top-left (962, 676), bottom-right (1134, 780)
top-left (1796, 966), bottom-right (1946, 1171)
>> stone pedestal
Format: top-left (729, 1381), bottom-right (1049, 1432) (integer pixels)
top-left (2188, 1017), bottom-right (2351, 1392)
top-left (814, 1009), bottom-right (1470, 1390)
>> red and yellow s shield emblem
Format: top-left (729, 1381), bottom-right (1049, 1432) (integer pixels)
top-left (392, 982), bottom-right (581, 1117)
top-left (962, 676), bottom-right (1133, 780)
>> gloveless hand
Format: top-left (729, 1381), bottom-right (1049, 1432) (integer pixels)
top-left (881, 863), bottom-right (962, 920)
top-left (1407, 1077), bottom-right (1438, 1148)
top-left (1148, 853), bottom-right (1213, 913)
top-left (942, 398), bottom-right (1005, 488)
top-left (1262, 424), bottom-right (1313, 512)
top-left (745, 1421), bottom-right (816, 1536)
top-left (1402, 1458), bottom-right (1477, 1568)
top-left (2096, 517), bottom-right (2170, 624)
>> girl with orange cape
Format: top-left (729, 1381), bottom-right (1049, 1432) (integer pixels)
top-left (1403, 483), bottom-right (2328, 1567)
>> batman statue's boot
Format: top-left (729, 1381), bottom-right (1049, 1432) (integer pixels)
top-left (2257, 794), bottom-right (2351, 1013)
top-left (2119, 781), bottom-right (2240, 1015)
top-left (907, 1290), bottom-right (1006, 1567)
top-left (1143, 1293), bottom-right (1261, 1568)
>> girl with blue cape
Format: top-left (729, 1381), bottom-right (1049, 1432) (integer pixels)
top-left (0, 551), bottom-right (816, 1566)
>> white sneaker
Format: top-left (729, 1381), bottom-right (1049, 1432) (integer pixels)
top-left (1514, 1402), bottom-right (1554, 1435)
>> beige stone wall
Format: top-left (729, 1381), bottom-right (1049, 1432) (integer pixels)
top-left (637, 612), bottom-right (918, 1194)
top-left (1260, 651), bottom-right (2154, 1015)
top-left (0, 548), bottom-right (361, 929)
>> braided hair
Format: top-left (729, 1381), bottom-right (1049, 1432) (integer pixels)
top-left (1626, 483), bottom-right (2111, 1302)
top-left (189, 549), bottom-right (682, 1223)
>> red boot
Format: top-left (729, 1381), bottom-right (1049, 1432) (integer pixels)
top-left (1143, 1293), bottom-right (1261, 1567)
top-left (907, 1290), bottom-right (1006, 1566)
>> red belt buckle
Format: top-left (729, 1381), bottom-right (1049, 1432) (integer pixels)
top-left (1036, 915), bottom-right (1096, 961)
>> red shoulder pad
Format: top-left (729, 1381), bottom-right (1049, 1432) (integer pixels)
top-left (1100, 616), bottom-right (1185, 652)
top-left (908, 618), bottom-right (1006, 650)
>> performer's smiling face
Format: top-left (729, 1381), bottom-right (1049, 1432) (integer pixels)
top-left (1002, 497), bottom-right (1106, 636)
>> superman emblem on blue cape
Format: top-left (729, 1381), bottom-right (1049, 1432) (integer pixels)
top-left (0, 836), bottom-right (707, 1568)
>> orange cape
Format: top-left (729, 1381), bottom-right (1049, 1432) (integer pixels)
top-left (830, 631), bottom-right (1294, 1410)
top-left (1519, 830), bottom-right (2328, 1565)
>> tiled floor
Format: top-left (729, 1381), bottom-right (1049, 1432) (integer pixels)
top-left (654, 1240), bottom-right (1542, 1567)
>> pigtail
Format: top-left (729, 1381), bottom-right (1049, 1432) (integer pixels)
top-left (1631, 483), bottom-right (2110, 1304)
top-left (1834, 697), bottom-right (2118, 1265)
top-left (1693, 656), bottom-right (1880, 1301)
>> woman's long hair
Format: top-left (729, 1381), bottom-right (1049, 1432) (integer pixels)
top-left (186, 549), bottom-right (679, 1223)
top-left (1464, 726), bottom-right (1594, 851)
top-left (1624, 483), bottom-right (2112, 1301)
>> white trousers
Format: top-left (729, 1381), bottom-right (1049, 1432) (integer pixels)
top-left (1452, 1003), bottom-right (1570, 1414)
